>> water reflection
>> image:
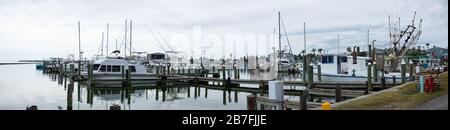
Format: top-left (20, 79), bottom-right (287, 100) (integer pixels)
top-left (0, 64), bottom-right (306, 110)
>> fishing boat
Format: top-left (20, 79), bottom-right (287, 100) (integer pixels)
top-left (308, 53), bottom-right (407, 83)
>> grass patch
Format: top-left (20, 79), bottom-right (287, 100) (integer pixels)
top-left (334, 72), bottom-right (448, 110)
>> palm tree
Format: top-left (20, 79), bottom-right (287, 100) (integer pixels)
top-left (311, 48), bottom-right (316, 55)
top-left (318, 48), bottom-right (323, 54)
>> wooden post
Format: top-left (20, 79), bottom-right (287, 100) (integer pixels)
top-left (64, 63), bottom-right (67, 76)
top-left (205, 88), bottom-right (208, 98)
top-left (222, 65), bottom-right (226, 85)
top-left (222, 90), bottom-right (227, 105)
top-left (162, 66), bottom-right (166, 76)
top-left (187, 87), bottom-right (190, 98)
top-left (167, 65), bottom-right (170, 75)
top-left (381, 77), bottom-right (386, 89)
top-left (367, 62), bottom-right (373, 91)
top-left (300, 90), bottom-right (308, 110)
top-left (307, 62), bottom-right (314, 88)
top-left (259, 80), bottom-right (265, 96)
top-left (335, 86), bottom-right (342, 102)
top-left (237, 69), bottom-right (240, 79)
top-left (155, 89), bottom-right (159, 100)
top-left (373, 62), bottom-right (378, 82)
top-left (234, 91), bottom-right (238, 103)
top-left (303, 55), bottom-right (307, 82)
top-left (317, 64), bottom-right (322, 81)
top-left (247, 95), bottom-right (256, 110)
top-left (233, 65), bottom-right (237, 79)
top-left (162, 88), bottom-right (166, 102)
top-left (122, 65), bottom-right (125, 79)
top-left (409, 62), bottom-right (414, 81)
top-left (88, 64), bottom-right (94, 86)
top-left (364, 81), bottom-right (369, 95)
top-left (156, 65), bottom-right (160, 77)
top-left (393, 75), bottom-right (397, 86)
top-left (126, 67), bottom-right (131, 86)
top-left (401, 61), bottom-right (406, 84)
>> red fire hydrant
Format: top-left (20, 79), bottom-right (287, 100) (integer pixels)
top-left (425, 76), bottom-right (434, 93)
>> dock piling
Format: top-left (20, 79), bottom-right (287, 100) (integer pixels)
top-left (367, 62), bottom-right (373, 91)
top-left (335, 86), bottom-right (342, 102)
top-left (247, 95), bottom-right (256, 110)
top-left (317, 64), bottom-right (322, 81)
top-left (401, 60), bottom-right (406, 84)
top-left (300, 90), bottom-right (308, 110)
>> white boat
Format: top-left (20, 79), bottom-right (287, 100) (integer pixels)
top-left (309, 53), bottom-right (408, 83)
top-left (81, 58), bottom-right (157, 81)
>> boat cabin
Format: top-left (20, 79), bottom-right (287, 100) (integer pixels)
top-left (319, 53), bottom-right (371, 76)
top-left (92, 59), bottom-right (147, 74)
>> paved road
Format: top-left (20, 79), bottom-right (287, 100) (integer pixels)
top-left (414, 95), bottom-right (448, 110)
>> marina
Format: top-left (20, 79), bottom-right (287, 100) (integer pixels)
top-left (0, 0), bottom-right (447, 111)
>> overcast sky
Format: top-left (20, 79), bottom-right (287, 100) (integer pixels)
top-left (0, 0), bottom-right (447, 61)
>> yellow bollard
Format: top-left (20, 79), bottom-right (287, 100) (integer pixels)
top-left (321, 102), bottom-right (331, 110)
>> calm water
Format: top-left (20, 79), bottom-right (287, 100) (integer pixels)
top-left (0, 64), bottom-right (251, 110)
top-left (0, 64), bottom-right (309, 110)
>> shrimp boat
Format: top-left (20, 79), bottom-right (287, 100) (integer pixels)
top-left (308, 53), bottom-right (407, 83)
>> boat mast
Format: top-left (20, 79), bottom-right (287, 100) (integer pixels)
top-left (77, 21), bottom-right (81, 76)
top-left (106, 23), bottom-right (109, 58)
top-left (337, 34), bottom-right (340, 53)
top-left (278, 11), bottom-right (281, 79)
top-left (303, 22), bottom-right (306, 55)
top-left (388, 15), bottom-right (392, 48)
top-left (101, 32), bottom-right (104, 57)
top-left (130, 20), bottom-right (133, 58)
top-left (124, 19), bottom-right (128, 59)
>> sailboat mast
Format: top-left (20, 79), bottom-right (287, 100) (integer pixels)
top-left (106, 23), bottom-right (109, 58)
top-left (130, 20), bottom-right (133, 57)
top-left (303, 22), bottom-right (306, 54)
top-left (278, 11), bottom-right (281, 77)
top-left (77, 21), bottom-right (81, 76)
top-left (337, 34), bottom-right (340, 53)
top-left (101, 32), bottom-right (104, 57)
top-left (124, 19), bottom-right (128, 59)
